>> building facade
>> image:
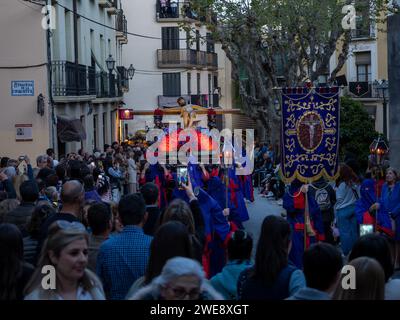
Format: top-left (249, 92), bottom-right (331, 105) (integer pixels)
top-left (0, 0), bottom-right (50, 161)
top-left (50, 0), bottom-right (130, 156)
top-left (123, 0), bottom-right (229, 135)
top-left (330, 2), bottom-right (389, 136)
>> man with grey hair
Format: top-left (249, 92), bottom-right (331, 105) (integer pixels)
top-left (33, 155), bottom-right (48, 178)
top-left (36, 180), bottom-right (85, 259)
top-left (128, 257), bottom-right (224, 300)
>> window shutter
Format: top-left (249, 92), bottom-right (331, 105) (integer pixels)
top-left (355, 51), bottom-right (371, 65)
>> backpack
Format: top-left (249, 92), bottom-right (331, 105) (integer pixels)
top-left (314, 188), bottom-right (332, 211)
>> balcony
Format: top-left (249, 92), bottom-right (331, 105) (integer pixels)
top-left (52, 61), bottom-right (88, 96)
top-left (157, 49), bottom-right (218, 69)
top-left (52, 61), bottom-right (125, 99)
top-left (116, 10), bottom-right (128, 44)
top-left (351, 23), bottom-right (375, 40)
top-left (156, 1), bottom-right (199, 22)
top-left (98, 0), bottom-right (113, 8)
top-left (106, 0), bottom-right (119, 14)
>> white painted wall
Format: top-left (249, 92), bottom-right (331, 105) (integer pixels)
top-left (0, 0), bottom-right (50, 161)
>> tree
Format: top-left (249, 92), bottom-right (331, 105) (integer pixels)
top-left (339, 96), bottom-right (379, 173)
top-left (185, 0), bottom-right (390, 141)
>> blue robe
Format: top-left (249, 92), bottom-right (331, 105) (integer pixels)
top-left (207, 175), bottom-right (244, 229)
top-left (283, 185), bottom-right (325, 269)
top-left (379, 182), bottom-right (400, 240)
top-left (225, 167), bottom-right (250, 222)
top-left (355, 179), bottom-right (393, 237)
top-left (172, 186), bottom-right (231, 278)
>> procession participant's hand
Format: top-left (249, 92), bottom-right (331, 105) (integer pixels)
top-left (223, 208), bottom-right (230, 217)
top-left (300, 184), bottom-right (309, 194)
top-left (369, 203), bottom-right (380, 212)
top-left (182, 177), bottom-right (196, 201)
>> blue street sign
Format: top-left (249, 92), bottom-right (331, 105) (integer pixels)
top-left (11, 81), bottom-right (34, 96)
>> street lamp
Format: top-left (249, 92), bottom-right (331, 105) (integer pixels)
top-left (369, 135), bottom-right (389, 233)
top-left (127, 64), bottom-right (135, 80)
top-left (106, 55), bottom-right (116, 97)
top-left (369, 135), bottom-right (389, 166)
top-left (374, 79), bottom-right (389, 138)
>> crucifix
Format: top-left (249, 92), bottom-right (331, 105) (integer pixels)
top-left (301, 115), bottom-right (320, 149)
top-left (356, 84), bottom-right (362, 95)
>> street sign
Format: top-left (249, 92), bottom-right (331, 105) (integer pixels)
top-left (15, 124), bottom-right (33, 141)
top-left (11, 81), bottom-right (34, 96)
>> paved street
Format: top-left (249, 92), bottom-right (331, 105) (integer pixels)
top-left (243, 192), bottom-right (284, 256)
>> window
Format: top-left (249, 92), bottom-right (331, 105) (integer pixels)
top-left (206, 33), bottom-right (214, 53)
top-left (354, 0), bottom-right (371, 37)
top-left (65, 10), bottom-right (73, 61)
top-left (100, 35), bottom-right (105, 68)
top-left (163, 73), bottom-right (181, 96)
top-left (187, 73), bottom-right (191, 95)
top-left (90, 29), bottom-right (95, 67)
top-left (162, 27), bottom-right (179, 50)
top-left (355, 52), bottom-right (371, 82)
top-left (186, 30), bottom-right (191, 49)
top-left (197, 73), bottom-right (201, 95)
top-left (196, 30), bottom-right (200, 51)
top-left (357, 65), bottom-right (371, 82)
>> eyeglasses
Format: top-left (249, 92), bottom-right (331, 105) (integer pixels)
top-left (56, 220), bottom-right (86, 232)
top-left (165, 284), bottom-right (200, 299)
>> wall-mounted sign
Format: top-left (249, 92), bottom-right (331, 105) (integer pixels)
top-left (119, 109), bottom-right (134, 120)
top-left (11, 81), bottom-right (34, 96)
top-left (15, 124), bottom-right (33, 141)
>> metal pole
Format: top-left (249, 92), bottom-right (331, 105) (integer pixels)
top-left (383, 97), bottom-right (388, 139)
top-left (109, 71), bottom-right (112, 98)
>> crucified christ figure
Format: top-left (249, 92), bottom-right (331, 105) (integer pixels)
top-left (302, 115), bottom-right (320, 149)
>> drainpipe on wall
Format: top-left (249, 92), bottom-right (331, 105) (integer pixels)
top-left (45, 0), bottom-right (56, 154)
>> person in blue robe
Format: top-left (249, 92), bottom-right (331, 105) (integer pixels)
top-left (355, 179), bottom-right (393, 238)
top-left (283, 180), bottom-right (325, 269)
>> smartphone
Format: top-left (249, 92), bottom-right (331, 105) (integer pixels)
top-left (360, 224), bottom-right (374, 236)
top-left (177, 166), bottom-right (188, 189)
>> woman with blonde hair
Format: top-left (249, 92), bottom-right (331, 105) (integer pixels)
top-left (332, 257), bottom-right (385, 300)
top-left (24, 221), bottom-right (105, 300)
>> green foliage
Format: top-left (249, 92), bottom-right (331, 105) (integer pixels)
top-left (339, 96), bottom-right (379, 172)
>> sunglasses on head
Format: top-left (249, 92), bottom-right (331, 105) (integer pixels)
top-left (56, 220), bottom-right (86, 232)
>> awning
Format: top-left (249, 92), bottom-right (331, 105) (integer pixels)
top-left (57, 116), bottom-right (87, 143)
